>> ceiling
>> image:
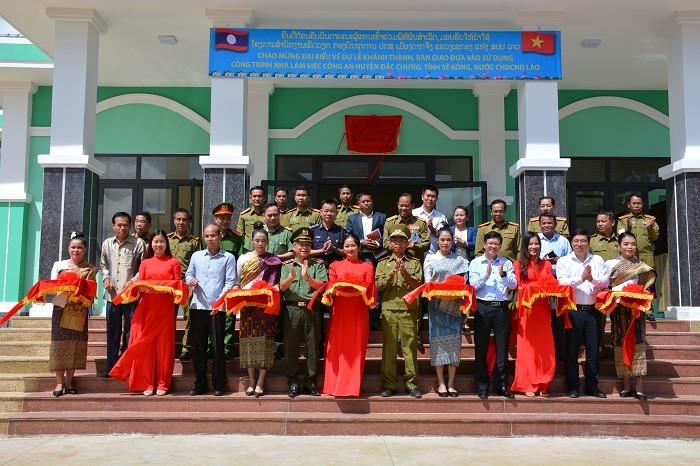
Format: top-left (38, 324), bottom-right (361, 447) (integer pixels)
top-left (0, 0), bottom-right (698, 90)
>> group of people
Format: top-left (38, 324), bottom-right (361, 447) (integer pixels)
top-left (44, 186), bottom-right (657, 402)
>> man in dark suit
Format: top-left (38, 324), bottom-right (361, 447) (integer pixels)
top-left (346, 192), bottom-right (386, 331)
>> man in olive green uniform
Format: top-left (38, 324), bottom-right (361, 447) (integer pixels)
top-left (527, 196), bottom-right (570, 238)
top-left (236, 186), bottom-right (266, 239)
top-left (168, 208), bottom-right (201, 360)
top-left (335, 184), bottom-right (359, 228)
top-left (376, 224), bottom-right (423, 398)
top-left (281, 186), bottom-right (321, 230)
top-left (475, 199), bottom-right (520, 262)
top-left (590, 210), bottom-right (619, 357)
top-left (280, 227), bottom-right (328, 397)
top-left (274, 187), bottom-right (289, 212)
top-left (382, 193), bottom-right (430, 259)
top-left (205, 202), bottom-right (244, 359)
top-left (244, 203), bottom-right (293, 259)
top-left (618, 193), bottom-right (660, 321)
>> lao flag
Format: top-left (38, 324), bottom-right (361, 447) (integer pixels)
top-left (521, 32), bottom-right (555, 54)
top-left (214, 29), bottom-right (249, 52)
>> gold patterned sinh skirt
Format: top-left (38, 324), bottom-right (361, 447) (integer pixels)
top-left (611, 304), bottom-right (647, 379)
top-left (238, 306), bottom-right (277, 369)
top-left (49, 301), bottom-right (89, 371)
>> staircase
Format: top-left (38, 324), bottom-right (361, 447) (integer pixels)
top-left (1, 316), bottom-right (699, 437)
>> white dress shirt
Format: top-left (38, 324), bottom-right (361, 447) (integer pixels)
top-left (412, 206), bottom-right (447, 255)
top-left (557, 252), bottom-right (609, 305)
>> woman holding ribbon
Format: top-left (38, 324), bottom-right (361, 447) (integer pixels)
top-left (511, 232), bottom-right (556, 397)
top-left (423, 227), bottom-right (469, 397)
top-left (322, 233), bottom-right (376, 397)
top-left (604, 232), bottom-right (655, 401)
top-left (110, 229), bottom-right (182, 396)
top-left (49, 232), bottom-right (98, 397)
top-left (237, 223), bottom-right (282, 397)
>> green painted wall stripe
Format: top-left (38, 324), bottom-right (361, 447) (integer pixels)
top-left (0, 43), bottom-right (52, 62)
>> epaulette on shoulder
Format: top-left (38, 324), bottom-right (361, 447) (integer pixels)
top-left (309, 257), bottom-right (324, 264)
top-left (478, 221), bottom-right (491, 227)
top-left (282, 258), bottom-right (295, 265)
top-left (508, 221), bottom-right (519, 227)
top-left (556, 216), bottom-right (567, 222)
top-left (352, 204), bottom-right (360, 208)
top-left (189, 235), bottom-right (200, 241)
top-left (378, 255), bottom-right (391, 263)
top-left (386, 214), bottom-right (399, 221)
top-left (282, 208), bottom-right (294, 214)
top-left (643, 214), bottom-right (655, 219)
top-left (167, 232), bottom-right (176, 237)
top-left (240, 207), bottom-right (252, 215)
top-left (312, 208), bottom-right (321, 212)
top-left (618, 213), bottom-right (631, 219)
top-left (529, 216), bottom-right (539, 222)
top-left (309, 223), bottom-right (320, 229)
top-left (283, 226), bottom-right (293, 231)
top-left (414, 216), bottom-right (426, 224)
top-left (232, 229), bottom-right (243, 237)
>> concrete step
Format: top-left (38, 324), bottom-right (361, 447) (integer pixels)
top-left (0, 328), bottom-right (50, 342)
top-left (2, 410), bottom-right (698, 438)
top-left (0, 392), bottom-right (27, 412)
top-left (18, 391), bottom-right (700, 416)
top-left (0, 357), bottom-right (48, 374)
top-left (33, 373), bottom-right (700, 397)
top-left (0, 375), bottom-right (37, 393)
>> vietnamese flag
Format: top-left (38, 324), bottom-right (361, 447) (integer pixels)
top-left (214, 28), bottom-right (249, 52)
top-left (521, 31), bottom-right (555, 54)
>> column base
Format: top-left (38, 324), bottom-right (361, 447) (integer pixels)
top-left (665, 307), bottom-right (700, 321)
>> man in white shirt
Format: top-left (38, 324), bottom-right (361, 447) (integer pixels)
top-left (412, 184), bottom-right (448, 255)
top-left (556, 228), bottom-right (609, 399)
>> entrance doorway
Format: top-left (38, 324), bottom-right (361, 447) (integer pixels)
top-left (96, 155), bottom-right (203, 241)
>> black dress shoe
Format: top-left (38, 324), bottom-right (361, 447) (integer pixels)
top-left (179, 352), bottom-right (191, 361)
top-left (448, 390), bottom-right (459, 398)
top-left (567, 390), bottom-right (580, 398)
top-left (635, 392), bottom-right (648, 401)
top-left (288, 385), bottom-right (300, 397)
top-left (189, 388), bottom-right (207, 396)
top-left (416, 336), bottom-right (424, 347)
top-left (619, 390), bottom-right (634, 398)
top-left (408, 388), bottom-right (422, 398)
top-left (99, 372), bottom-right (111, 379)
top-left (646, 313), bottom-right (656, 321)
top-left (477, 389), bottom-right (489, 399)
top-left (305, 386), bottom-right (321, 396)
top-left (52, 389), bottom-right (64, 398)
top-left (437, 390), bottom-right (448, 398)
top-left (214, 390), bottom-right (224, 397)
top-left (587, 390), bottom-right (607, 399)
top-left (64, 387), bottom-right (77, 395)
top-left (497, 388), bottom-right (515, 399)
top-left (381, 388), bottom-right (397, 397)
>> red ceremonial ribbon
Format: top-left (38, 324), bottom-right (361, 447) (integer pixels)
top-left (596, 283), bottom-right (655, 370)
top-left (212, 280), bottom-right (280, 316)
top-left (0, 273), bottom-right (97, 326)
top-left (321, 280), bottom-right (377, 308)
top-left (516, 275), bottom-right (576, 329)
top-left (112, 279), bottom-right (189, 305)
top-left (402, 274), bottom-right (475, 315)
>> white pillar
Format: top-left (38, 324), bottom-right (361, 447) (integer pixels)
top-left (473, 83), bottom-right (512, 205)
top-left (0, 81), bottom-right (36, 203)
top-left (657, 11), bottom-right (700, 319)
top-left (37, 7), bottom-right (106, 173)
top-left (247, 81), bottom-right (275, 187)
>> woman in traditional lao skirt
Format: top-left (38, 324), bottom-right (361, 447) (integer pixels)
top-left (604, 232), bottom-right (655, 401)
top-left (322, 234), bottom-right (376, 397)
top-left (49, 232), bottom-right (98, 397)
top-left (423, 227), bottom-right (469, 397)
top-left (237, 224), bottom-right (282, 397)
top-left (511, 232), bottom-right (556, 397)
top-left (111, 230), bottom-right (181, 396)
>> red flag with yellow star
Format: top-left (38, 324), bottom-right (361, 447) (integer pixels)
top-left (521, 32), bottom-right (555, 54)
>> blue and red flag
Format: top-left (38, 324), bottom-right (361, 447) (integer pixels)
top-left (214, 28), bottom-right (249, 52)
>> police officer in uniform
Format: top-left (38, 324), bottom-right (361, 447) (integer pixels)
top-left (334, 184), bottom-right (359, 229)
top-left (280, 227), bottom-right (328, 397)
top-left (475, 199), bottom-right (520, 262)
top-left (168, 208), bottom-right (201, 361)
top-left (244, 203), bottom-right (293, 259)
top-left (376, 224), bottom-right (423, 398)
top-left (205, 202), bottom-right (244, 359)
top-left (281, 186), bottom-right (321, 230)
top-left (382, 193), bottom-right (430, 258)
top-left (527, 196), bottom-right (570, 238)
top-left (236, 186), bottom-right (266, 239)
top-left (618, 193), bottom-right (659, 320)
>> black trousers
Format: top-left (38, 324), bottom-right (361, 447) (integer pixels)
top-left (105, 301), bottom-right (137, 373)
top-left (565, 307), bottom-right (602, 393)
top-left (473, 301), bottom-right (511, 391)
top-left (191, 308), bottom-right (226, 391)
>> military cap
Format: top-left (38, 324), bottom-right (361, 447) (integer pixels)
top-left (212, 202), bottom-right (234, 216)
top-left (291, 227), bottom-right (313, 243)
top-left (388, 224), bottom-right (410, 239)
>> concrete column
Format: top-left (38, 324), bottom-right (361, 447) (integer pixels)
top-left (658, 11), bottom-right (700, 319)
top-left (201, 10), bottom-right (254, 227)
top-left (473, 83), bottom-right (512, 206)
top-left (509, 81), bottom-right (570, 228)
top-left (0, 82), bottom-right (36, 311)
top-left (247, 81), bottom-right (275, 188)
top-left (37, 8), bottom-right (106, 279)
